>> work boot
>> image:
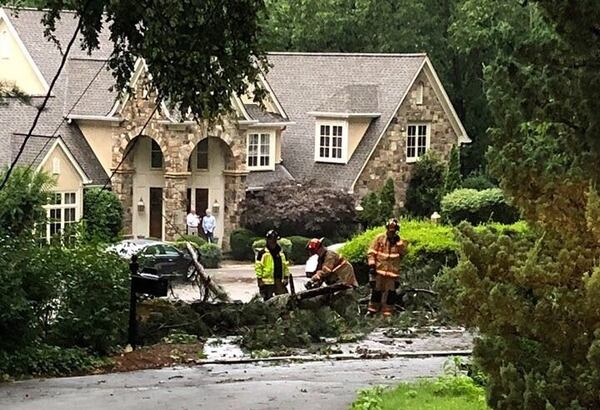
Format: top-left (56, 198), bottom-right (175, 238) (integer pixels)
top-left (381, 304), bottom-right (394, 317)
top-left (366, 302), bottom-right (380, 317)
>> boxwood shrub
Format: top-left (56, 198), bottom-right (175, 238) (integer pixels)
top-left (229, 228), bottom-right (259, 261)
top-left (198, 243), bottom-right (222, 268)
top-left (441, 188), bottom-right (520, 225)
top-left (251, 238), bottom-right (293, 260)
top-left (286, 235), bottom-right (311, 264)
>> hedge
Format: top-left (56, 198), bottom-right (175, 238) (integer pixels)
top-left (198, 243), bottom-right (222, 268)
top-left (286, 235), bottom-right (311, 264)
top-left (441, 188), bottom-right (520, 225)
top-left (251, 238), bottom-right (292, 260)
top-left (229, 228), bottom-right (259, 261)
top-left (339, 219), bottom-right (528, 286)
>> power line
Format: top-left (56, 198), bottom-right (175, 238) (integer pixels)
top-left (0, 16), bottom-right (83, 191)
top-left (26, 59), bottom-right (108, 172)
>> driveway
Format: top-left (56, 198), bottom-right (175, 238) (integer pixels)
top-left (172, 263), bottom-right (309, 303)
top-left (0, 356), bottom-right (447, 410)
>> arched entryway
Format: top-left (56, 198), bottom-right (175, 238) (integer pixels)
top-left (113, 135), bottom-right (166, 239)
top-left (184, 136), bottom-right (232, 243)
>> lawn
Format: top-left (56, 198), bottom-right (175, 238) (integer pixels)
top-left (351, 375), bottom-right (488, 410)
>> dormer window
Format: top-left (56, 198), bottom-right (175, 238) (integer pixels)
top-left (315, 120), bottom-right (347, 163)
top-left (247, 131), bottom-right (275, 170)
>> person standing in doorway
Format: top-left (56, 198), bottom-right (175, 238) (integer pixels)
top-left (202, 209), bottom-right (216, 243)
top-left (186, 209), bottom-right (200, 236)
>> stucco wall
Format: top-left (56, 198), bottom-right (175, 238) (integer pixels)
top-left (348, 118), bottom-right (371, 159)
top-left (40, 144), bottom-right (84, 218)
top-left (78, 122), bottom-right (113, 175)
top-left (0, 19), bottom-right (46, 95)
top-left (354, 68), bottom-right (459, 208)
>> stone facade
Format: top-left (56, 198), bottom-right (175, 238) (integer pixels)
top-left (111, 75), bottom-right (248, 248)
top-left (354, 70), bottom-right (459, 207)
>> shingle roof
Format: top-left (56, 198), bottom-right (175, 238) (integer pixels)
top-left (246, 164), bottom-right (294, 190)
top-left (0, 9), bottom-right (110, 185)
top-left (265, 52), bottom-right (426, 190)
top-left (244, 103), bottom-right (287, 123)
top-left (316, 84), bottom-right (379, 113)
top-left (11, 133), bottom-right (56, 168)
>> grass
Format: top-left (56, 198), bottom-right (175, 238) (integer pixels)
top-left (351, 376), bottom-right (488, 410)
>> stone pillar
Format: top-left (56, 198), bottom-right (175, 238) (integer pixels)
top-left (112, 169), bottom-right (134, 236)
top-left (222, 170), bottom-right (248, 250)
top-left (164, 172), bottom-right (190, 240)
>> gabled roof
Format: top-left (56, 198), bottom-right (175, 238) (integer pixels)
top-left (0, 8), bottom-right (109, 185)
top-left (265, 52), bottom-right (427, 190)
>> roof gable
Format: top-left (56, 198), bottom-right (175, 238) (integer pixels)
top-left (0, 8), bottom-right (49, 95)
top-left (265, 52), bottom-right (427, 189)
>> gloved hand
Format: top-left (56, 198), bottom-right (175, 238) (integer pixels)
top-left (368, 266), bottom-right (376, 276)
top-left (257, 278), bottom-right (265, 288)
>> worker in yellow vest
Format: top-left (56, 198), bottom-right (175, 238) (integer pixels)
top-left (255, 230), bottom-right (289, 301)
top-left (367, 218), bottom-right (408, 316)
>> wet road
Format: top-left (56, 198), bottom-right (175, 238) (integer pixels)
top-left (0, 356), bottom-right (447, 410)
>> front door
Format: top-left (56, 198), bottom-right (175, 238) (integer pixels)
top-left (149, 187), bottom-right (163, 239)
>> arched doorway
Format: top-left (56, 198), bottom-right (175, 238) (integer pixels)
top-left (185, 136), bottom-right (231, 243)
top-left (116, 135), bottom-right (166, 239)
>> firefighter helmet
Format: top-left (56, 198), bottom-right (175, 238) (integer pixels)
top-left (265, 229), bottom-right (280, 239)
top-left (306, 238), bottom-right (324, 254)
top-left (386, 218), bottom-right (400, 232)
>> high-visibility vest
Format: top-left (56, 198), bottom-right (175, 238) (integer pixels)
top-left (255, 248), bottom-right (289, 285)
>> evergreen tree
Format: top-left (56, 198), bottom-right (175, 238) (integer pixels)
top-left (378, 178), bottom-right (396, 222)
top-left (444, 145), bottom-right (461, 194)
top-left (405, 153), bottom-right (446, 218)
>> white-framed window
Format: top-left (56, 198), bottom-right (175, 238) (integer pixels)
top-left (406, 124), bottom-right (430, 162)
top-left (43, 192), bottom-right (78, 243)
top-left (247, 131), bottom-right (275, 170)
top-left (0, 30), bottom-right (9, 60)
top-left (315, 120), bottom-right (348, 163)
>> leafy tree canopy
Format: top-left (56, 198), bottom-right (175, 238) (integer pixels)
top-left (6, 0), bottom-right (268, 119)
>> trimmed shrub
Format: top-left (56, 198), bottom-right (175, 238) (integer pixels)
top-left (461, 173), bottom-right (497, 190)
top-left (405, 152), bottom-right (446, 218)
top-left (176, 234), bottom-right (206, 250)
top-left (229, 228), bottom-right (258, 261)
top-left (241, 180), bottom-right (357, 240)
top-left (198, 243), bottom-right (222, 268)
top-left (83, 188), bottom-right (124, 242)
top-left (359, 178), bottom-right (396, 228)
top-left (252, 238), bottom-right (293, 259)
top-left (287, 235), bottom-right (311, 264)
top-left (441, 188), bottom-right (520, 225)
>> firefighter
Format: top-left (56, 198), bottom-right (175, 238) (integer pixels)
top-left (367, 218), bottom-right (408, 316)
top-left (255, 230), bottom-right (290, 301)
top-left (306, 238), bottom-right (358, 289)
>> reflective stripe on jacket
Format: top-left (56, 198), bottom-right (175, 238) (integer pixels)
top-left (255, 248), bottom-right (289, 285)
top-left (316, 250), bottom-right (358, 287)
top-left (367, 233), bottom-right (408, 278)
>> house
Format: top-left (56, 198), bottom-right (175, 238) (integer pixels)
top-left (0, 8), bottom-right (469, 247)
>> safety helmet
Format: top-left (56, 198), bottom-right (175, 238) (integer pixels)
top-left (306, 237), bottom-right (324, 254)
top-left (265, 229), bottom-right (280, 239)
top-left (386, 218), bottom-right (400, 232)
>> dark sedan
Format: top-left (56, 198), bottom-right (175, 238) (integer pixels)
top-left (110, 239), bottom-right (196, 279)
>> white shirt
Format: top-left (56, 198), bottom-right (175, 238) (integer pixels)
top-left (186, 213), bottom-right (200, 228)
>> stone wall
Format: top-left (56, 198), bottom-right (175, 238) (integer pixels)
top-left (111, 74), bottom-right (248, 246)
top-left (354, 69), bottom-right (459, 208)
